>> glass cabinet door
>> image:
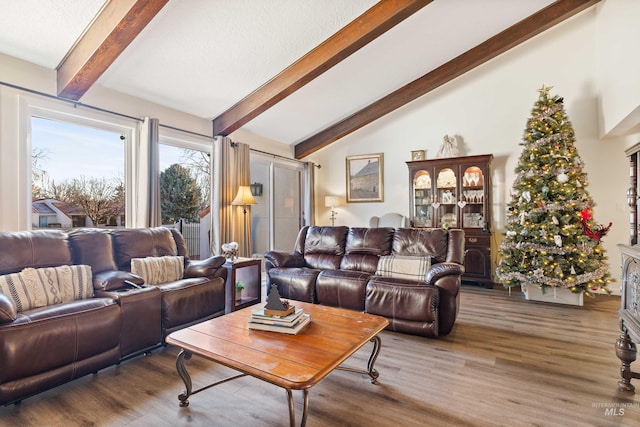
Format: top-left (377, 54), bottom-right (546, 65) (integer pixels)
top-left (413, 170), bottom-right (433, 227)
top-left (461, 166), bottom-right (486, 229)
top-left (436, 168), bottom-right (457, 228)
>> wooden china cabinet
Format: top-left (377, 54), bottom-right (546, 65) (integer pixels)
top-left (407, 154), bottom-right (493, 287)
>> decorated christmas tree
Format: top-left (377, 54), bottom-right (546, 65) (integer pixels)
top-left (496, 85), bottom-right (612, 296)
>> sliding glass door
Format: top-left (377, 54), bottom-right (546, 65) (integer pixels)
top-left (250, 154), bottom-right (305, 255)
top-left (273, 165), bottom-right (302, 251)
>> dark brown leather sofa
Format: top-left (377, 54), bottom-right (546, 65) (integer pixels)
top-left (0, 227), bottom-right (226, 405)
top-left (265, 226), bottom-right (464, 337)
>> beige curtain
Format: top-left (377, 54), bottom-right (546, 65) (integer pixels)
top-left (304, 162), bottom-right (316, 226)
top-left (135, 117), bottom-right (161, 227)
top-left (212, 137), bottom-right (251, 256)
top-left (147, 118), bottom-right (161, 227)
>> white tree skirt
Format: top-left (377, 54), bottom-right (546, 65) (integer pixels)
top-left (522, 283), bottom-right (584, 306)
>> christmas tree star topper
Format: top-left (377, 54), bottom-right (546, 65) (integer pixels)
top-left (537, 84), bottom-right (554, 94)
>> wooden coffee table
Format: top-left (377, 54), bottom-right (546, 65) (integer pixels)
top-left (165, 300), bottom-right (389, 426)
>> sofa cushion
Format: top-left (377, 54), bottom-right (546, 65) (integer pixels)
top-left (392, 228), bottom-right (449, 262)
top-left (340, 254), bottom-right (380, 274)
top-left (316, 270), bottom-right (371, 311)
top-left (131, 256), bottom-right (184, 285)
top-left (303, 226), bottom-right (348, 270)
top-left (267, 267), bottom-right (320, 303)
top-left (305, 253), bottom-right (342, 270)
top-left (112, 227), bottom-right (178, 270)
top-left (68, 228), bottom-right (118, 273)
top-left (0, 265), bottom-right (93, 312)
top-left (304, 226), bottom-right (348, 255)
top-left (375, 255), bottom-right (430, 281)
top-left (345, 227), bottom-right (394, 256)
top-left (0, 230), bottom-right (72, 275)
top-left (340, 227), bottom-right (394, 273)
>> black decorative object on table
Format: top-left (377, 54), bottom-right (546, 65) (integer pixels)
top-left (264, 284), bottom-right (295, 317)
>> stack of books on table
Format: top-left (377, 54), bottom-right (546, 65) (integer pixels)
top-left (248, 307), bottom-right (311, 335)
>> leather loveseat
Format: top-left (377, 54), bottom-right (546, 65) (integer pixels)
top-left (0, 227), bottom-right (226, 405)
top-left (265, 226), bottom-right (464, 338)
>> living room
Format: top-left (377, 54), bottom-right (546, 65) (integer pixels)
top-left (1, 1), bottom-right (640, 425)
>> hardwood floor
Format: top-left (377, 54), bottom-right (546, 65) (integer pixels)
top-left (1, 285), bottom-right (639, 426)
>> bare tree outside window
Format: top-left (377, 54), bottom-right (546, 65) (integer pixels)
top-left (177, 149), bottom-right (211, 210)
top-left (31, 117), bottom-right (126, 230)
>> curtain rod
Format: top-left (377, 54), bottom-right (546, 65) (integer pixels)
top-left (246, 146), bottom-right (307, 165)
top-left (159, 123), bottom-right (212, 140)
top-left (0, 80), bottom-right (143, 122)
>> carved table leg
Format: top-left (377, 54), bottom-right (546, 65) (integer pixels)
top-left (616, 327), bottom-right (637, 394)
top-left (336, 335), bottom-right (384, 384)
top-left (367, 335), bottom-right (382, 384)
top-left (175, 349), bottom-right (193, 406)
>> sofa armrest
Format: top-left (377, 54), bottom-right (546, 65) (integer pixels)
top-left (264, 251), bottom-right (305, 268)
top-left (427, 262), bottom-right (464, 336)
top-left (94, 270), bottom-right (144, 291)
top-left (0, 292), bottom-right (17, 323)
top-left (184, 255), bottom-right (226, 278)
top-left (425, 262), bottom-right (464, 285)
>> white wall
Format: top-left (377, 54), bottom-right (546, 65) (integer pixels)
top-left (307, 7), bottom-right (634, 293)
top-left (597, 0), bottom-right (640, 136)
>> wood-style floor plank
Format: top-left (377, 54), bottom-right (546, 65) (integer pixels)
top-left (1, 286), bottom-right (639, 426)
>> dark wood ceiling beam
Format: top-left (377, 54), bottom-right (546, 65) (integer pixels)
top-left (212, 0), bottom-right (431, 136)
top-left (294, 0), bottom-right (600, 159)
top-left (57, 0), bottom-right (168, 100)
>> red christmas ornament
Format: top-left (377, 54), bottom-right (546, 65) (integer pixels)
top-left (580, 208), bottom-right (612, 242)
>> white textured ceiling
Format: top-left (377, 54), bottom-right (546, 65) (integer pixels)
top-left (0, 0), bottom-right (107, 68)
top-left (0, 0), bottom-right (556, 146)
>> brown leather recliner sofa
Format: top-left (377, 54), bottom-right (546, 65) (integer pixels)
top-left (265, 226), bottom-right (465, 338)
top-left (0, 227), bottom-right (227, 405)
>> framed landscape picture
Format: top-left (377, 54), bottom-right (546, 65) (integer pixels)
top-left (346, 153), bottom-right (384, 203)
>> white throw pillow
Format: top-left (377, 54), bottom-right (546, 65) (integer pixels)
top-left (0, 264), bottom-right (93, 312)
top-left (131, 256), bottom-right (184, 285)
top-left (375, 255), bottom-right (431, 281)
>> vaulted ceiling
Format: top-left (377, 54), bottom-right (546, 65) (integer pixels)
top-left (0, 0), bottom-right (599, 158)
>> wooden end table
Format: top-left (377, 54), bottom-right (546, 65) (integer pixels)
top-left (165, 301), bottom-right (389, 426)
top-left (223, 257), bottom-right (261, 313)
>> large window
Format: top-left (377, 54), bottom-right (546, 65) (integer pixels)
top-left (159, 130), bottom-right (213, 259)
top-left (31, 116), bottom-right (126, 230)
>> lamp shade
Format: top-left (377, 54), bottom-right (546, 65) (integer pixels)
top-left (324, 196), bottom-right (342, 208)
top-left (232, 185), bottom-right (257, 206)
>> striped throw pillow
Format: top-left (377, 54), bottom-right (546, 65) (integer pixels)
top-left (0, 265), bottom-right (93, 312)
top-left (131, 256), bottom-right (184, 285)
top-left (375, 255), bottom-right (431, 281)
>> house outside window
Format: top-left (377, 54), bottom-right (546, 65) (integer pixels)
top-left (31, 116), bottom-right (128, 230)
